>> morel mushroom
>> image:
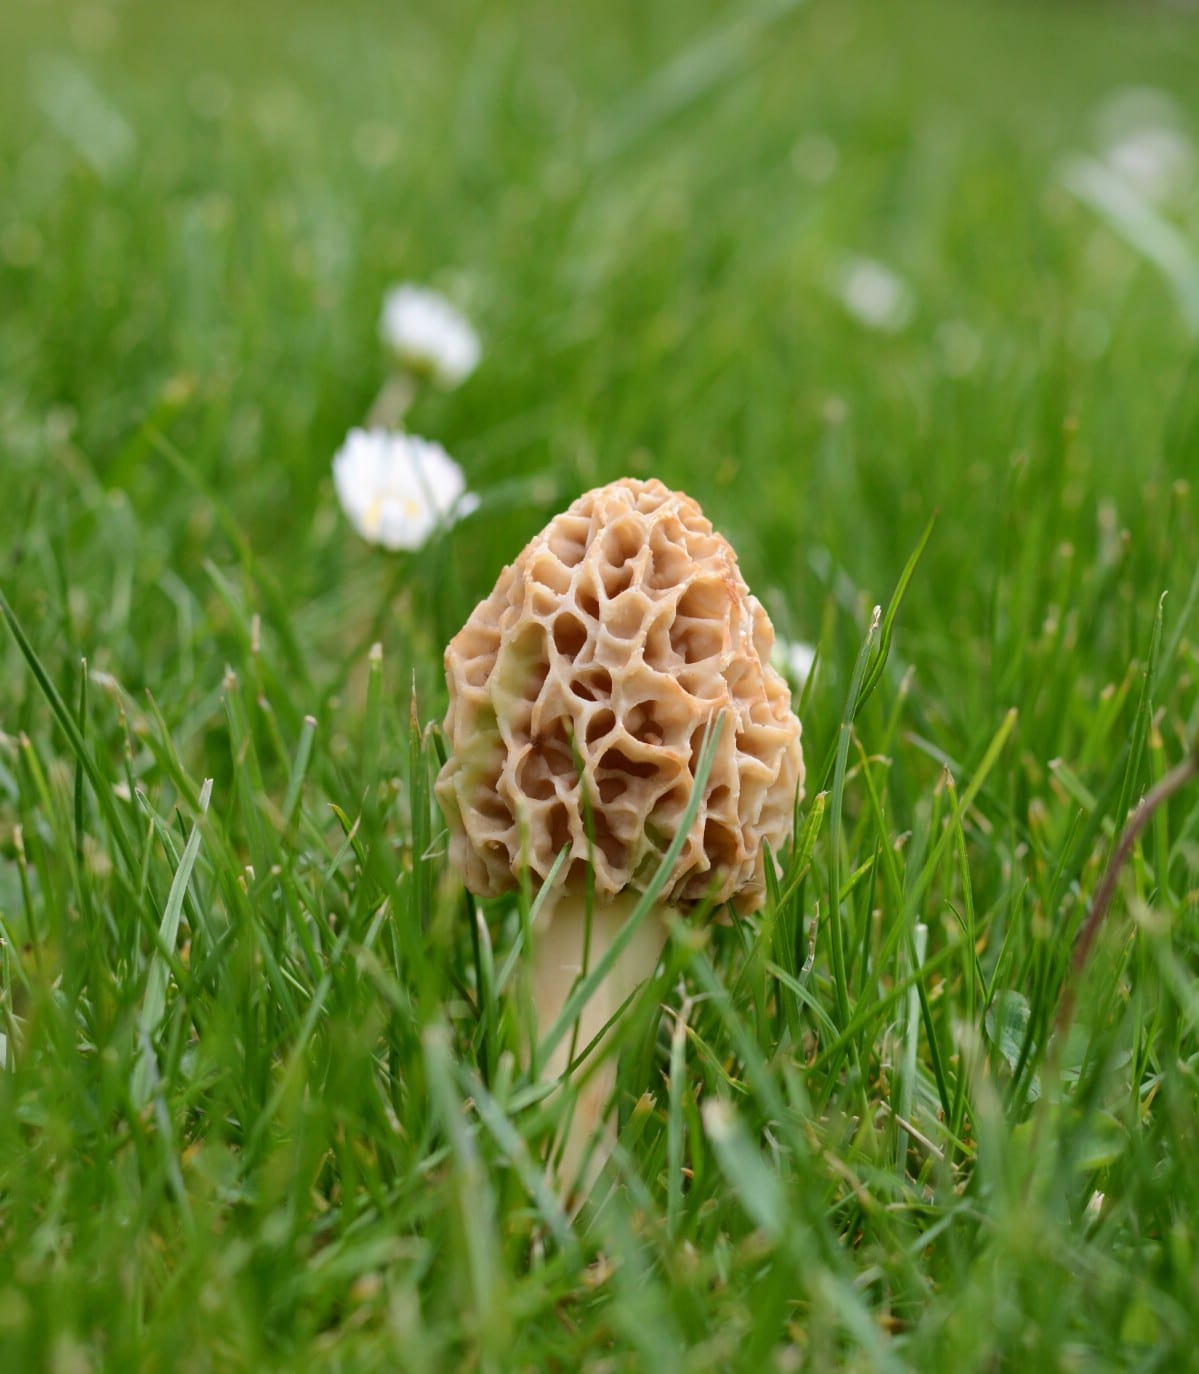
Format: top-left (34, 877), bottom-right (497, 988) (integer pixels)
top-left (436, 477), bottom-right (804, 1188)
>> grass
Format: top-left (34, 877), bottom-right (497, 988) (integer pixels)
top-left (3, 0), bottom-right (1199, 1367)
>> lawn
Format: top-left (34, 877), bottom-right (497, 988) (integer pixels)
top-left (3, 0), bottom-right (1199, 1368)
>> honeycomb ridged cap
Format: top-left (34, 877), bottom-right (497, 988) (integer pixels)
top-left (435, 477), bottom-right (805, 914)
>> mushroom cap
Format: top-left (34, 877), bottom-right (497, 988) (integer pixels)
top-left (435, 477), bottom-right (805, 915)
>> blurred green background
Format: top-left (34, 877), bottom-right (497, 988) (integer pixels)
top-left (4, 0), bottom-right (1197, 714)
top-left (3, 1), bottom-right (1199, 1367)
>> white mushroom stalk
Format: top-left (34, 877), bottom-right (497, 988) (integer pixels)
top-left (531, 890), bottom-right (670, 1184)
top-left (436, 478), bottom-right (805, 1195)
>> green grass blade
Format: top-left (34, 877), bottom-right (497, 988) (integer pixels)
top-left (132, 777), bottom-right (212, 1107)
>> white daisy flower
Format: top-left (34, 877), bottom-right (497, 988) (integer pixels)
top-left (773, 637), bottom-right (817, 691)
top-left (838, 257), bottom-right (914, 333)
top-left (378, 284), bottom-right (481, 387)
top-left (1104, 125), bottom-right (1195, 206)
top-left (333, 427), bottom-right (479, 551)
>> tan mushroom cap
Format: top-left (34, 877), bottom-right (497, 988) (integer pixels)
top-left (435, 477), bottom-right (805, 915)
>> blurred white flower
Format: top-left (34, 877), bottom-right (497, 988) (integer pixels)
top-left (333, 427), bottom-right (479, 551)
top-left (838, 257), bottom-right (914, 333)
top-left (1092, 87), bottom-right (1195, 207)
top-left (773, 637), bottom-right (817, 691)
top-left (1104, 125), bottom-right (1195, 205)
top-left (379, 284), bottom-right (481, 387)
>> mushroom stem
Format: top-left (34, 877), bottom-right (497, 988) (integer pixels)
top-left (531, 890), bottom-right (669, 1196)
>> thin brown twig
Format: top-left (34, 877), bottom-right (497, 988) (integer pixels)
top-left (1053, 741), bottom-right (1199, 1046)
